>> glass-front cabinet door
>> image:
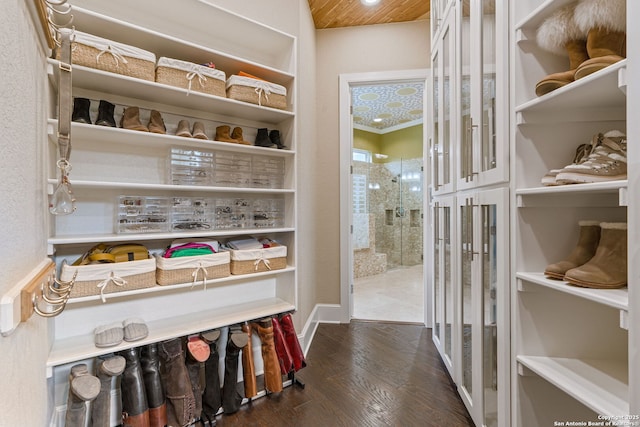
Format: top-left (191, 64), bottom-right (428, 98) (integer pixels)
top-left (457, 0), bottom-right (508, 190)
top-left (431, 6), bottom-right (456, 196)
top-left (432, 196), bottom-right (456, 376)
top-left (457, 187), bottom-right (508, 427)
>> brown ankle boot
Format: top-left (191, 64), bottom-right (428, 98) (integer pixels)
top-left (120, 107), bottom-right (149, 132)
top-left (252, 318), bottom-right (283, 393)
top-left (241, 322), bottom-right (257, 398)
top-left (147, 110), bottom-right (166, 134)
top-left (192, 121), bottom-right (208, 140)
top-left (544, 220), bottom-right (601, 280)
top-left (175, 119), bottom-right (192, 138)
top-left (564, 222), bottom-right (627, 288)
top-left (231, 127), bottom-right (251, 145)
top-left (215, 125), bottom-right (237, 143)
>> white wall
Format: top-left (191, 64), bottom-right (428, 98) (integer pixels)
top-left (0, 1), bottom-right (51, 425)
top-left (315, 21), bottom-right (431, 304)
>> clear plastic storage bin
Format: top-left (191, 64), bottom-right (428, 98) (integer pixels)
top-left (170, 148), bottom-right (215, 186)
top-left (117, 196), bottom-right (170, 233)
top-left (171, 196), bottom-right (214, 231)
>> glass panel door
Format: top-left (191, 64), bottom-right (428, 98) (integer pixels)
top-left (443, 205), bottom-right (453, 360)
top-left (433, 202), bottom-right (441, 343)
top-left (482, 202), bottom-right (498, 427)
top-left (481, 0), bottom-right (497, 174)
top-left (460, 199), bottom-right (473, 398)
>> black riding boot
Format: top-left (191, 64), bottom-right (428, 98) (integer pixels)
top-left (222, 326), bottom-right (249, 414)
top-left (140, 343), bottom-right (167, 427)
top-left (118, 347), bottom-right (150, 427)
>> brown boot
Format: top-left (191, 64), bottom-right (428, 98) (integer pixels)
top-left (215, 125), bottom-right (237, 143)
top-left (231, 127), bottom-right (251, 145)
top-left (252, 318), bottom-right (283, 393)
top-left (241, 322), bottom-right (257, 398)
top-left (574, 0), bottom-right (626, 80)
top-left (192, 121), bottom-right (208, 140)
top-left (120, 107), bottom-right (149, 132)
top-left (535, 4), bottom-right (588, 96)
top-left (544, 220), bottom-right (601, 280)
top-left (175, 119), bottom-right (192, 138)
top-left (158, 338), bottom-right (197, 427)
top-left (147, 110), bottom-right (166, 134)
top-left (564, 222), bottom-right (627, 288)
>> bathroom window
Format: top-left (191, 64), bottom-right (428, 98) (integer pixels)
top-left (353, 174), bottom-right (367, 214)
top-left (353, 149), bottom-right (371, 163)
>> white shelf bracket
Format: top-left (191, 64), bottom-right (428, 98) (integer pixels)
top-left (517, 362), bottom-right (535, 377)
top-left (619, 310), bottom-right (629, 330)
top-left (617, 66), bottom-right (627, 95)
top-left (619, 187), bottom-right (628, 207)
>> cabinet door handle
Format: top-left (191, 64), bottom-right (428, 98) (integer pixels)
top-left (467, 118), bottom-right (479, 182)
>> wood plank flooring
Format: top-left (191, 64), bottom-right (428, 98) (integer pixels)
top-left (216, 321), bottom-right (474, 427)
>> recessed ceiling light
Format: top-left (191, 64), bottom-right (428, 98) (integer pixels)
top-left (361, 0), bottom-right (381, 5)
top-left (373, 118), bottom-right (383, 122)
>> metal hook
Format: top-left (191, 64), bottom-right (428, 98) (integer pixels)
top-left (48, 270), bottom-right (76, 294)
top-left (40, 284), bottom-right (70, 305)
top-left (45, 0), bottom-right (70, 6)
top-left (32, 294), bottom-right (67, 317)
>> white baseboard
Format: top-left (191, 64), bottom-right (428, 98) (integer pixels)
top-left (298, 303), bottom-right (344, 355)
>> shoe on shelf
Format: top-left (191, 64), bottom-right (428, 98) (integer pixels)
top-left (541, 142), bottom-right (594, 186)
top-left (544, 220), bottom-right (601, 280)
top-left (176, 119), bottom-right (192, 138)
top-left (192, 121), bottom-right (208, 140)
top-left (148, 110), bottom-right (166, 134)
top-left (123, 317), bottom-right (148, 342)
top-left (231, 126), bottom-right (251, 145)
top-left (555, 130), bottom-right (626, 184)
top-left (72, 97), bottom-right (92, 124)
top-left (269, 129), bottom-right (288, 149)
top-left (94, 322), bottom-right (124, 348)
top-left (215, 125), bottom-right (238, 143)
top-left (254, 128), bottom-right (275, 147)
top-left (120, 106), bottom-right (149, 132)
top-left (95, 100), bottom-right (116, 127)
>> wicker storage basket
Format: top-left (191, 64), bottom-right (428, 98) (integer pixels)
top-left (156, 57), bottom-right (226, 97)
top-left (227, 245), bottom-right (287, 275)
top-left (60, 31), bottom-right (156, 81)
top-left (61, 257), bottom-right (156, 301)
top-left (155, 252), bottom-right (230, 286)
top-left (226, 75), bottom-right (287, 110)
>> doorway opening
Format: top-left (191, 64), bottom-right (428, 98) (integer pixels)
top-left (339, 70), bottom-right (430, 325)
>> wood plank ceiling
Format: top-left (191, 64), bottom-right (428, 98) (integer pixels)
top-left (308, 0), bottom-right (430, 29)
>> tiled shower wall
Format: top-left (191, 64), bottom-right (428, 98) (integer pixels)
top-left (354, 158), bottom-right (423, 273)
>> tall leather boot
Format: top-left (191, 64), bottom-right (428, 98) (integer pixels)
top-left (252, 318), bottom-right (283, 393)
top-left (254, 128), bottom-right (274, 147)
top-left (120, 106), bottom-right (149, 132)
top-left (279, 313), bottom-right (307, 372)
top-left (95, 100), bottom-right (116, 127)
top-left (241, 322), bottom-right (258, 399)
top-left (544, 220), bottom-right (601, 280)
top-left (215, 125), bottom-right (237, 143)
top-left (222, 326), bottom-right (249, 414)
top-left (271, 317), bottom-right (294, 376)
top-left (231, 127), bottom-right (251, 145)
top-left (72, 97), bottom-right (92, 124)
top-left (201, 330), bottom-right (222, 425)
top-left (186, 335), bottom-right (210, 423)
top-left (140, 343), bottom-right (167, 427)
top-left (564, 222), bottom-right (627, 288)
top-left (118, 347), bottom-right (150, 427)
top-left (535, 4), bottom-right (588, 96)
top-left (65, 364), bottom-right (101, 427)
top-left (158, 337), bottom-right (196, 427)
top-left (574, 0), bottom-right (626, 79)
top-left (91, 355), bottom-right (126, 427)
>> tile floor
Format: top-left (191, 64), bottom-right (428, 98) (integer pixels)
top-left (352, 263), bottom-right (425, 323)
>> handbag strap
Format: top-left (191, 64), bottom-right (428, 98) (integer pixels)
top-left (57, 28), bottom-right (73, 161)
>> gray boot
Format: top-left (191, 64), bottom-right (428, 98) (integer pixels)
top-left (91, 355), bottom-right (126, 427)
top-left (65, 364), bottom-right (100, 427)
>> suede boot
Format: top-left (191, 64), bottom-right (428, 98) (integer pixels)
top-left (574, 0), bottom-right (626, 79)
top-left (222, 326), bottom-right (249, 414)
top-left (120, 107), bottom-right (149, 132)
top-left (535, 4), bottom-right (588, 96)
top-left (186, 336), bottom-right (210, 422)
top-left (231, 127), bottom-right (251, 145)
top-left (269, 130), bottom-right (288, 149)
top-left (241, 322), bottom-right (258, 399)
top-left (252, 318), bottom-right (283, 393)
top-left (544, 220), bottom-right (601, 280)
top-left (158, 338), bottom-right (196, 427)
top-left (271, 317), bottom-right (294, 375)
top-left (279, 313), bottom-right (307, 372)
top-left (254, 128), bottom-right (274, 147)
top-left (200, 330), bottom-right (222, 425)
top-left (72, 97), bottom-right (92, 124)
top-left (148, 110), bottom-right (166, 134)
top-left (91, 355), bottom-right (126, 427)
top-left (117, 347), bottom-right (150, 427)
top-left (176, 119), bottom-right (192, 138)
top-left (65, 364), bottom-right (101, 427)
top-left (95, 100), bottom-right (116, 127)
top-left (140, 343), bottom-right (167, 427)
top-left (564, 222), bottom-right (627, 288)
top-left (215, 125), bottom-right (237, 143)
top-left (192, 121), bottom-right (208, 140)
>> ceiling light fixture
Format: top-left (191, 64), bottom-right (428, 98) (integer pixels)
top-left (361, 0), bottom-right (381, 5)
top-left (373, 118), bottom-right (383, 122)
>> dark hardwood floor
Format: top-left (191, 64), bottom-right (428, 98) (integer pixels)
top-left (216, 321), bottom-right (474, 427)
